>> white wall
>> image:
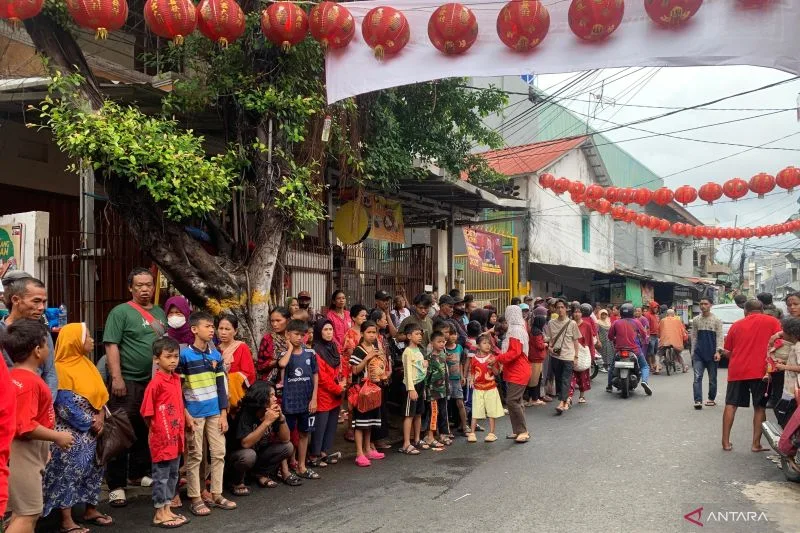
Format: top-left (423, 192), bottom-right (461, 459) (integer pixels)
top-left (0, 211), bottom-right (49, 281)
top-left (524, 149), bottom-right (614, 273)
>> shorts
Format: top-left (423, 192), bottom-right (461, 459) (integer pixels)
top-left (449, 380), bottom-right (464, 400)
top-left (8, 439), bottom-right (49, 516)
top-left (404, 381), bottom-right (426, 417)
top-left (472, 387), bottom-right (505, 420)
top-left (725, 378), bottom-right (769, 408)
top-left (351, 407), bottom-right (381, 429)
top-left (285, 412), bottom-right (316, 433)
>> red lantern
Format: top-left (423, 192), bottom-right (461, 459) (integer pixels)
top-left (261, 2), bottom-right (308, 51)
top-left (633, 188), bottom-right (652, 206)
top-left (362, 6), bottom-right (410, 59)
top-left (584, 199), bottom-right (597, 210)
top-left (0, 0), bottom-right (43, 23)
top-left (653, 187), bottom-right (674, 206)
top-left (635, 213), bottom-right (648, 227)
top-left (428, 3), bottom-right (478, 55)
top-left (496, 0), bottom-right (550, 52)
top-left (596, 199), bottom-right (612, 214)
top-left (624, 209), bottom-right (636, 223)
top-left (644, 0), bottom-right (702, 28)
top-left (692, 226), bottom-right (704, 238)
top-left (698, 182), bottom-right (723, 205)
top-left (657, 219), bottom-right (670, 233)
top-left (567, 0), bottom-right (623, 41)
top-left (539, 173), bottom-right (556, 189)
top-left (570, 191), bottom-right (585, 204)
top-left (748, 172), bottom-right (776, 199)
top-left (723, 178), bottom-right (748, 201)
top-left (569, 181), bottom-right (586, 196)
top-left (144, 0), bottom-right (197, 44)
top-left (674, 185), bottom-right (697, 206)
top-left (776, 166), bottom-right (800, 193)
top-left (605, 187), bottom-right (620, 202)
top-left (66, 0), bottom-right (128, 39)
top-left (674, 222), bottom-right (688, 236)
top-left (198, 0), bottom-right (244, 47)
top-left (611, 205), bottom-right (626, 220)
top-left (742, 228), bottom-right (754, 239)
top-left (586, 184), bottom-right (604, 200)
top-left (552, 177), bottom-right (571, 195)
top-left (733, 228), bottom-right (743, 239)
top-left (309, 1), bottom-right (355, 50)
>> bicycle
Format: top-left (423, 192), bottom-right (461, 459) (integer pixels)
top-left (660, 345), bottom-right (679, 376)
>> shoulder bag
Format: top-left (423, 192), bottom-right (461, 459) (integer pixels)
top-left (95, 405), bottom-right (135, 466)
top-left (127, 301), bottom-right (166, 338)
top-left (550, 321), bottom-right (571, 356)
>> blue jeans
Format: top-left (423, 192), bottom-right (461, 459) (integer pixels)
top-left (648, 336), bottom-right (659, 357)
top-left (608, 352), bottom-right (650, 387)
top-left (692, 357), bottom-right (717, 403)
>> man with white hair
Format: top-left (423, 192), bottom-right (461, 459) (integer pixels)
top-left (658, 308), bottom-right (689, 373)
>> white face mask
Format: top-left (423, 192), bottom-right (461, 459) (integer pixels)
top-left (168, 315), bottom-right (186, 329)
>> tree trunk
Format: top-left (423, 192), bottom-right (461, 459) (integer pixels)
top-left (24, 14), bottom-right (284, 350)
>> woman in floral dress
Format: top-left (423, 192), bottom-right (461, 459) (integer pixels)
top-left (43, 323), bottom-right (113, 533)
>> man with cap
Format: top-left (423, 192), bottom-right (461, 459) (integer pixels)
top-left (297, 290), bottom-right (322, 324)
top-left (437, 294), bottom-right (467, 348)
top-left (374, 290), bottom-right (398, 338)
top-left (1, 270), bottom-right (58, 399)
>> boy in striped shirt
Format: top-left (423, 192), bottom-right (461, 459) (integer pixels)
top-left (178, 311), bottom-right (236, 516)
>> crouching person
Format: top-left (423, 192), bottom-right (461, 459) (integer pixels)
top-left (226, 381), bottom-right (295, 493)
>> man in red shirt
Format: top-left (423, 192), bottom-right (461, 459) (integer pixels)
top-left (721, 299), bottom-right (781, 452)
top-left (645, 302), bottom-right (660, 371)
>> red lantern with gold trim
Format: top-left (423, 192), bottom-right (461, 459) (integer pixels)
top-left (144, 0), bottom-right (197, 44)
top-left (723, 177), bottom-right (748, 201)
top-left (261, 2), bottom-right (308, 51)
top-left (567, 0), bottom-right (624, 41)
top-left (569, 180), bottom-right (586, 197)
top-left (644, 0), bottom-right (702, 28)
top-left (674, 185), bottom-right (697, 205)
top-left (596, 199), bottom-right (612, 215)
top-left (586, 184), bottom-right (604, 200)
top-left (552, 177), bottom-right (570, 195)
top-left (539, 173), bottom-right (555, 189)
top-left (0, 0), bottom-right (44, 24)
top-left (776, 166), bottom-right (800, 193)
top-left (309, 2), bottom-right (355, 50)
top-left (653, 187), bottom-right (673, 206)
top-left (748, 172), bottom-right (775, 199)
top-left (698, 182), bottom-right (722, 205)
top-left (428, 2), bottom-right (478, 55)
top-left (66, 0), bottom-right (128, 39)
top-left (633, 188), bottom-right (652, 206)
top-left (496, 0), bottom-right (550, 52)
top-left (362, 6), bottom-right (410, 59)
top-left (198, 0), bottom-right (245, 47)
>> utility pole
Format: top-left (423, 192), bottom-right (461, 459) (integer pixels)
top-left (727, 215), bottom-right (738, 269)
top-left (738, 240), bottom-right (747, 291)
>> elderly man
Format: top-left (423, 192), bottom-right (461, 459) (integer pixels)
top-left (658, 309), bottom-right (688, 373)
top-left (104, 267), bottom-right (168, 507)
top-left (721, 299), bottom-right (781, 452)
top-left (1, 271), bottom-right (57, 399)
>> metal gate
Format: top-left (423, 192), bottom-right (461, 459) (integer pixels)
top-left (454, 233), bottom-right (522, 311)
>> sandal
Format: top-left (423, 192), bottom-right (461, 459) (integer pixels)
top-left (281, 472), bottom-right (303, 486)
top-left (210, 497), bottom-right (237, 510)
top-left (323, 451), bottom-right (341, 464)
top-left (83, 513), bottom-right (114, 527)
top-left (398, 445), bottom-right (421, 455)
top-left (257, 476), bottom-right (278, 488)
top-left (578, 397), bottom-right (587, 404)
top-left (505, 434), bottom-right (518, 440)
top-left (152, 518), bottom-right (185, 529)
top-left (415, 440), bottom-right (431, 450)
top-left (426, 439), bottom-right (444, 449)
top-left (307, 457), bottom-right (328, 468)
top-left (108, 489), bottom-right (127, 508)
top-left (60, 527), bottom-right (90, 533)
top-left (296, 468), bottom-right (320, 480)
top-left (189, 501), bottom-right (211, 517)
top-left (231, 484), bottom-right (250, 496)
top-left (705, 400), bottom-right (716, 407)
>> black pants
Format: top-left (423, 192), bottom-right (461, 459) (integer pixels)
top-left (551, 358), bottom-right (574, 402)
top-left (310, 407), bottom-right (340, 456)
top-left (106, 379), bottom-right (151, 490)
top-left (373, 384), bottom-right (390, 441)
top-left (422, 398), bottom-right (448, 435)
top-left (226, 442), bottom-right (294, 485)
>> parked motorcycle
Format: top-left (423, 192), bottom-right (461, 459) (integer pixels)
top-left (611, 349), bottom-right (641, 398)
top-left (762, 420), bottom-right (800, 482)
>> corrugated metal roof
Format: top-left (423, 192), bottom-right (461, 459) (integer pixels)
top-left (478, 136), bottom-right (588, 177)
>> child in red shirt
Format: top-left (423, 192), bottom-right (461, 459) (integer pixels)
top-left (466, 334), bottom-right (504, 443)
top-left (141, 337), bottom-right (188, 529)
top-left (3, 319), bottom-right (73, 533)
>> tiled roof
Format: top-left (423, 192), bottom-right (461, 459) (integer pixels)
top-left (477, 136), bottom-right (588, 177)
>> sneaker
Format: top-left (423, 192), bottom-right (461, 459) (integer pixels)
top-left (599, 368), bottom-right (608, 373)
top-left (642, 381), bottom-right (653, 396)
top-left (354, 455), bottom-right (371, 467)
top-left (474, 424), bottom-right (485, 432)
top-left (484, 433), bottom-right (498, 443)
top-left (467, 433), bottom-right (477, 443)
top-left (366, 450), bottom-right (385, 460)
top-left (694, 401), bottom-right (702, 410)
top-left (605, 386), bottom-right (612, 393)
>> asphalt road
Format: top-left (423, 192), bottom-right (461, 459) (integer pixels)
top-left (44, 359), bottom-right (800, 533)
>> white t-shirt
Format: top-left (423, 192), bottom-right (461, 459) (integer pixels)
top-left (545, 318), bottom-right (582, 362)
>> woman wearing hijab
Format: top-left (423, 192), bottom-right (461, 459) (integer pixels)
top-left (43, 323), bottom-right (113, 532)
top-left (164, 295), bottom-right (194, 346)
top-left (308, 319), bottom-right (344, 467)
top-left (495, 305), bottom-right (531, 443)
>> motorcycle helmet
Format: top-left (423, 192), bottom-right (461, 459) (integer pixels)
top-left (620, 303), bottom-right (635, 319)
top-left (579, 303), bottom-right (593, 317)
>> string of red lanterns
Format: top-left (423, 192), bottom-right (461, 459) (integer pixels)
top-left (538, 172), bottom-right (800, 240)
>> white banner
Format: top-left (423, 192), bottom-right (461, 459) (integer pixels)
top-left (325, 0), bottom-right (800, 103)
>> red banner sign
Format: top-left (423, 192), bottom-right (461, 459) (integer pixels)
top-left (463, 227), bottom-right (503, 275)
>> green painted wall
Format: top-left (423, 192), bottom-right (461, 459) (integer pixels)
top-left (625, 278), bottom-right (643, 307)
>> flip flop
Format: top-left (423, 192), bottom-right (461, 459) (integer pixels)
top-left (83, 513), bottom-right (114, 527)
top-left (722, 443), bottom-right (733, 451)
top-left (752, 447), bottom-right (769, 453)
top-left (231, 485), bottom-right (250, 496)
top-left (60, 527), bottom-right (90, 533)
top-left (152, 518), bottom-right (185, 529)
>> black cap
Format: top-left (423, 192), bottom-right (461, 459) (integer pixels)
top-left (438, 295), bottom-right (456, 306)
top-left (451, 295), bottom-right (464, 304)
top-left (375, 290), bottom-right (392, 301)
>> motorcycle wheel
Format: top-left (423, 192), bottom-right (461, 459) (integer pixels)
top-left (665, 354), bottom-right (672, 376)
top-left (781, 457), bottom-right (800, 483)
top-left (590, 360), bottom-right (599, 380)
top-left (621, 377), bottom-right (630, 398)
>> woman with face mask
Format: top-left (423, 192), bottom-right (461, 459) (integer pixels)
top-left (164, 296), bottom-right (194, 346)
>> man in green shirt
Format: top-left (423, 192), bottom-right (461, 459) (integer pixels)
top-left (103, 267), bottom-right (167, 506)
top-left (397, 293), bottom-right (433, 348)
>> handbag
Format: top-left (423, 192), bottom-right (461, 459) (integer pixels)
top-left (550, 322), bottom-right (571, 355)
top-left (357, 379), bottom-right (382, 413)
top-left (574, 344), bottom-right (592, 372)
top-left (95, 406), bottom-right (135, 467)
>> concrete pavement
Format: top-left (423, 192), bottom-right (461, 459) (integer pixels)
top-left (47, 361), bottom-right (800, 532)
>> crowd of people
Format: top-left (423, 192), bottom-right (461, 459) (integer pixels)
top-left (1, 265), bottom-right (799, 532)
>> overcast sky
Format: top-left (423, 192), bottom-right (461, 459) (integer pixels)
top-left (538, 65), bottom-right (800, 260)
